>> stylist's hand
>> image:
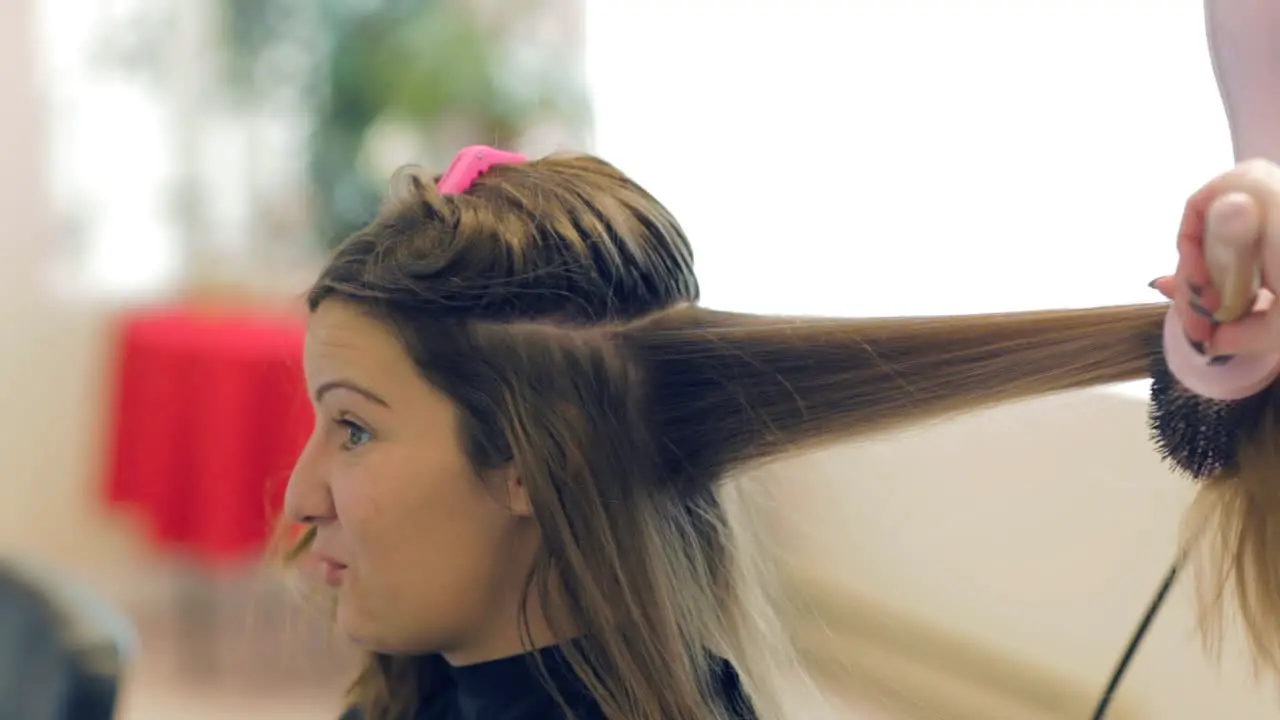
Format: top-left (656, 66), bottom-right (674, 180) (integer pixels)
top-left (1151, 158), bottom-right (1280, 355)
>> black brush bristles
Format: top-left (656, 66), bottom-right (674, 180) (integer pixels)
top-left (1148, 350), bottom-right (1271, 480)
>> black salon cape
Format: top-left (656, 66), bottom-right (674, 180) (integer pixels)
top-left (337, 643), bottom-right (753, 719)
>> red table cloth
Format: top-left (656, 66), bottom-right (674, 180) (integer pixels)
top-left (104, 306), bottom-right (313, 565)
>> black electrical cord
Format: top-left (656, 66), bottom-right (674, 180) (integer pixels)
top-left (1090, 559), bottom-right (1182, 719)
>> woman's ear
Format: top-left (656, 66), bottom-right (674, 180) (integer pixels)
top-left (491, 463), bottom-right (534, 518)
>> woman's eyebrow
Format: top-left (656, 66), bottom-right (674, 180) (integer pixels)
top-left (314, 379), bottom-right (391, 408)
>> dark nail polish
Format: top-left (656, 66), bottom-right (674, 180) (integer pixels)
top-left (1148, 278), bottom-right (1159, 289)
top-left (1188, 337), bottom-right (1207, 355)
top-left (1188, 281), bottom-right (1204, 296)
top-left (1189, 299), bottom-right (1216, 320)
top-left (1208, 355), bottom-right (1235, 366)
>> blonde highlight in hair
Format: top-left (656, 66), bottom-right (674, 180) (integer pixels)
top-left (1180, 392), bottom-right (1280, 679)
top-left (283, 151), bottom-right (1216, 718)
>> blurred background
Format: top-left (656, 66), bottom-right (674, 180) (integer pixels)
top-left (2, 0), bottom-right (1274, 717)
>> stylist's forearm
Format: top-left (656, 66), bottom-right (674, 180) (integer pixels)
top-left (1205, 0), bottom-right (1280, 162)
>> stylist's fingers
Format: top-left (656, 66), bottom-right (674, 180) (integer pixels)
top-left (1175, 159), bottom-right (1280, 344)
top-left (1174, 198), bottom-right (1216, 343)
top-left (1172, 247), bottom-right (1217, 344)
top-left (1147, 274), bottom-right (1280, 354)
top-left (1204, 290), bottom-right (1278, 355)
top-left (1204, 191), bottom-right (1263, 320)
top-left (1150, 275), bottom-right (1176, 300)
top-left (1151, 268), bottom-right (1280, 355)
top-left (1183, 160), bottom-right (1280, 282)
top-left (1182, 158), bottom-right (1280, 236)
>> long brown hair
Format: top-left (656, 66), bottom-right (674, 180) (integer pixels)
top-left (290, 152), bottom-right (1171, 719)
top-left (1182, 394), bottom-right (1280, 678)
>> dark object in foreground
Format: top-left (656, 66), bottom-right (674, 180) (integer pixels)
top-left (0, 560), bottom-right (136, 720)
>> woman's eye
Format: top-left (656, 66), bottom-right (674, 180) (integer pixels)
top-left (337, 419), bottom-right (373, 450)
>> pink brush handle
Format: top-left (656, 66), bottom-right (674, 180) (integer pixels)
top-left (1161, 0), bottom-right (1280, 400)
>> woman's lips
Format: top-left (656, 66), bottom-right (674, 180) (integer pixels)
top-left (320, 559), bottom-right (347, 586)
top-left (309, 553), bottom-right (348, 586)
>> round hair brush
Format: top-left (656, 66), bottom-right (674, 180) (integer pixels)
top-left (1149, 192), bottom-right (1280, 480)
top-left (1147, 356), bottom-right (1273, 480)
top-left (1096, 272), bottom-right (1272, 720)
top-left (1148, 0), bottom-right (1280, 482)
top-left (1098, 196), bottom-right (1280, 719)
top-left (1092, 1), bottom-right (1280, 715)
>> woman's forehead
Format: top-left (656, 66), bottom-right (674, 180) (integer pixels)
top-left (303, 302), bottom-right (413, 389)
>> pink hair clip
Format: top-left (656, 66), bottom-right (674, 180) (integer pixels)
top-left (436, 145), bottom-right (527, 195)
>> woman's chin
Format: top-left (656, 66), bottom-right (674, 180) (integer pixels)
top-left (334, 599), bottom-right (370, 645)
top-left (334, 602), bottom-right (394, 652)
top-left (335, 614), bottom-right (440, 655)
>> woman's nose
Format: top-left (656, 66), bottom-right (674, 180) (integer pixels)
top-left (282, 436), bottom-right (337, 525)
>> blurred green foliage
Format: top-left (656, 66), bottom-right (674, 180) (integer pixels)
top-left (222, 0), bottom-right (588, 246)
top-left (105, 0), bottom-right (589, 248)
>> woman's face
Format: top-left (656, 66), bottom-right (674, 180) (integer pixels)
top-left (285, 299), bottom-right (541, 662)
